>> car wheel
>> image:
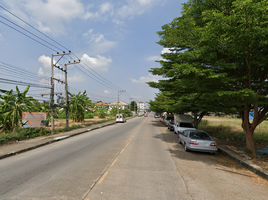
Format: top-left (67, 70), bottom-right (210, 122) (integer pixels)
top-left (184, 143), bottom-right (189, 152)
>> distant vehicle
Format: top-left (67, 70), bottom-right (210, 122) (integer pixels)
top-left (167, 119), bottom-right (175, 131)
top-left (164, 115), bottom-right (174, 126)
top-left (138, 112), bottom-right (143, 117)
top-left (160, 115), bottom-right (164, 122)
top-left (116, 113), bottom-right (126, 123)
top-left (174, 114), bottom-right (196, 134)
top-left (154, 113), bottom-right (160, 118)
top-left (178, 130), bottom-right (218, 154)
top-left (144, 114), bottom-right (148, 117)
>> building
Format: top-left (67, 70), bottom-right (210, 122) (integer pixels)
top-left (108, 101), bottom-right (128, 110)
top-left (95, 102), bottom-right (109, 109)
top-left (137, 101), bottom-right (145, 112)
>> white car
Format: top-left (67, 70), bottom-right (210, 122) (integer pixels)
top-left (116, 113), bottom-right (126, 123)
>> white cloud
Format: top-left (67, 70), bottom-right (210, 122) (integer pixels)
top-left (3, 0), bottom-right (85, 35)
top-left (161, 48), bottom-right (173, 54)
top-left (104, 90), bottom-right (111, 94)
top-left (116, 0), bottom-right (161, 20)
top-left (68, 73), bottom-right (86, 82)
top-left (38, 55), bottom-right (52, 69)
top-left (82, 30), bottom-right (117, 54)
top-left (146, 55), bottom-right (161, 61)
top-left (81, 54), bottom-right (112, 72)
top-left (130, 74), bottom-right (161, 83)
top-left (37, 67), bottom-right (49, 77)
top-left (100, 2), bottom-right (113, 14)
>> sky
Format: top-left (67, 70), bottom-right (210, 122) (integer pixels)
top-left (0, 0), bottom-right (186, 107)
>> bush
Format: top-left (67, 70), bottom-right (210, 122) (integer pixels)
top-left (85, 112), bottom-right (94, 119)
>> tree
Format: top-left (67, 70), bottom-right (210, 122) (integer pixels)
top-left (130, 101), bottom-right (137, 112)
top-left (148, 0), bottom-right (268, 156)
top-left (68, 91), bottom-right (90, 122)
top-left (0, 86), bottom-right (38, 131)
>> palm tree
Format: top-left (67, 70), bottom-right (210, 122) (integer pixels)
top-left (0, 85), bottom-right (38, 132)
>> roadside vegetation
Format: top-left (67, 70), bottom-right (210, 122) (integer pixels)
top-left (0, 86), bottom-right (133, 145)
top-left (147, 0), bottom-right (268, 157)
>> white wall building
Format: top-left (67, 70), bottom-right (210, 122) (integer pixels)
top-left (137, 101), bottom-right (145, 112)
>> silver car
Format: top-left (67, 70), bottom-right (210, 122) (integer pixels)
top-left (178, 130), bottom-right (218, 154)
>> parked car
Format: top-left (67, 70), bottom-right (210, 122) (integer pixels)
top-left (144, 114), bottom-right (148, 117)
top-left (164, 115), bottom-right (174, 126)
top-left (167, 120), bottom-right (175, 131)
top-left (116, 113), bottom-right (126, 123)
top-left (178, 130), bottom-right (218, 154)
top-left (154, 113), bottom-right (160, 118)
top-left (160, 115), bottom-right (164, 122)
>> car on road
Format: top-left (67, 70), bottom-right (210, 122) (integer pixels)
top-left (178, 130), bottom-right (218, 154)
top-left (144, 114), bottom-right (148, 117)
top-left (167, 120), bottom-right (175, 131)
top-left (116, 113), bottom-right (126, 123)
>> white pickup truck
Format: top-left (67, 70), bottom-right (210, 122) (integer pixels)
top-left (173, 114), bottom-right (196, 134)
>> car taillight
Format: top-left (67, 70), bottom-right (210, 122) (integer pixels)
top-left (189, 141), bottom-right (198, 145)
top-left (210, 142), bottom-right (217, 146)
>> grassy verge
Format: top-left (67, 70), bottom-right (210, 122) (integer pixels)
top-left (0, 117), bottom-right (116, 145)
top-left (198, 117), bottom-right (268, 145)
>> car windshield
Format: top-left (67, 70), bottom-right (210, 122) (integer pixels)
top-left (180, 123), bottom-right (193, 128)
top-left (189, 132), bottom-right (211, 140)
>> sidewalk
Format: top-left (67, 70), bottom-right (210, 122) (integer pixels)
top-left (1, 116), bottom-right (268, 182)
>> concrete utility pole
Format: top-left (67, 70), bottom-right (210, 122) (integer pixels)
top-left (117, 90), bottom-right (126, 114)
top-left (50, 51), bottom-right (71, 134)
top-left (64, 60), bottom-right (80, 130)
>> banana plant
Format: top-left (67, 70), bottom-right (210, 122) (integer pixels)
top-left (0, 85), bottom-right (38, 131)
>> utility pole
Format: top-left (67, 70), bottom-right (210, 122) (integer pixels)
top-left (129, 98), bottom-right (133, 110)
top-left (134, 101), bottom-right (136, 115)
top-left (64, 60), bottom-right (80, 130)
top-left (117, 90), bottom-right (126, 114)
top-left (50, 51), bottom-right (71, 134)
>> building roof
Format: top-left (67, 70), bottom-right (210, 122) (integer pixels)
top-left (96, 102), bottom-right (108, 106)
top-left (109, 101), bottom-right (128, 106)
top-left (138, 101), bottom-right (144, 103)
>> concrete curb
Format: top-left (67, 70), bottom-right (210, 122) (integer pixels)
top-left (0, 117), bottom-right (135, 160)
top-left (218, 146), bottom-right (268, 181)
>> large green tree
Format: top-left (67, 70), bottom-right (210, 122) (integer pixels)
top-left (148, 0), bottom-right (268, 156)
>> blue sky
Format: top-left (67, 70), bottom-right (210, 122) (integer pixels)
top-left (0, 0), bottom-right (185, 106)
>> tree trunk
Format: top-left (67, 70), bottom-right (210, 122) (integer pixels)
top-left (242, 124), bottom-right (256, 156)
top-left (241, 104), bottom-right (256, 157)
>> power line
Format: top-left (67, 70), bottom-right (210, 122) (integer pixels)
top-left (0, 5), bottom-right (69, 51)
top-left (0, 6), bottom-right (133, 97)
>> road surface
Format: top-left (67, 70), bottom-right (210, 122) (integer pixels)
top-left (0, 114), bottom-right (267, 200)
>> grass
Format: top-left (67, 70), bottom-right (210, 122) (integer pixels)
top-left (198, 116), bottom-right (268, 144)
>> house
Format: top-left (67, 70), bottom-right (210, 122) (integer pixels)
top-left (95, 102), bottom-right (109, 109)
top-left (109, 101), bottom-right (128, 110)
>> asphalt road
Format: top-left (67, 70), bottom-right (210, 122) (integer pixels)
top-left (0, 114), bottom-right (268, 200)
